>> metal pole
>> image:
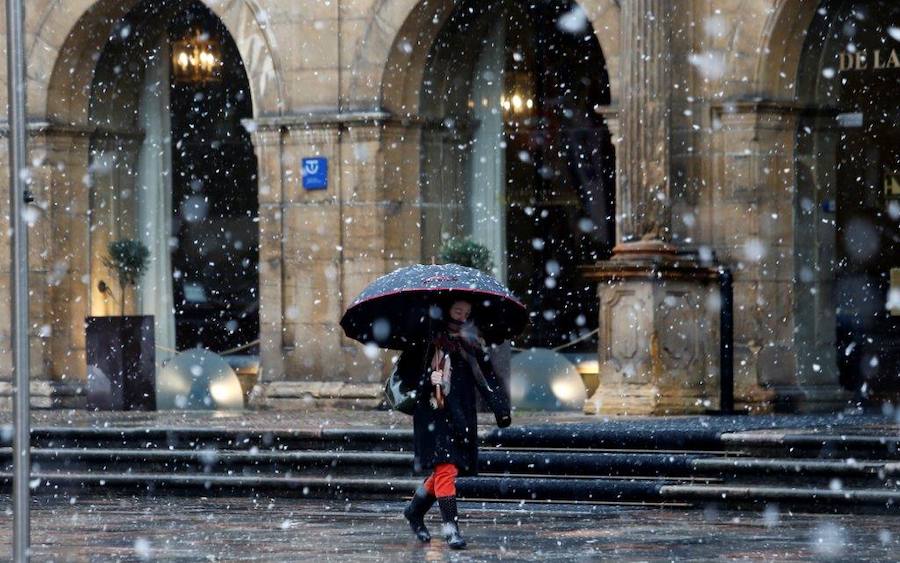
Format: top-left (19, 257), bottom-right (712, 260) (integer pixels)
top-left (718, 266), bottom-right (734, 415)
top-left (6, 0), bottom-right (32, 560)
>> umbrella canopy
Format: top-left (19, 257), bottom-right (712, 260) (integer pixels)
top-left (340, 263), bottom-right (528, 349)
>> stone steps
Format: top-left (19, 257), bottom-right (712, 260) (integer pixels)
top-left (2, 421), bottom-right (897, 511)
top-left (1, 471), bottom-right (682, 504)
top-left (4, 448), bottom-right (710, 477)
top-left (6, 447), bottom-right (897, 477)
top-left (29, 427), bottom-right (415, 452)
top-left (719, 432), bottom-right (900, 459)
top-left (660, 484), bottom-right (900, 507)
top-left (3, 448), bottom-right (894, 491)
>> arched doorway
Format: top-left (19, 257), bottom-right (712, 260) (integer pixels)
top-left (420, 0), bottom-right (615, 351)
top-left (797, 0), bottom-right (900, 399)
top-left (88, 1), bottom-right (259, 363)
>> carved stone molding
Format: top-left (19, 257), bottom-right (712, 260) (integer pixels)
top-left (584, 259), bottom-right (721, 415)
top-left (658, 291), bottom-right (699, 371)
top-left (601, 289), bottom-right (644, 367)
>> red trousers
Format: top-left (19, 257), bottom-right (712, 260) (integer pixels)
top-left (423, 463), bottom-right (458, 497)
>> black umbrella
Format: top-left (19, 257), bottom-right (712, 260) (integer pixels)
top-left (340, 263), bottom-right (528, 349)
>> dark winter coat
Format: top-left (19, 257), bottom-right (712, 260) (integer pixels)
top-left (396, 334), bottom-right (511, 476)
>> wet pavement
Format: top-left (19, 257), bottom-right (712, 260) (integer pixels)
top-left (0, 494), bottom-right (897, 561)
top-left (1, 409), bottom-right (898, 560)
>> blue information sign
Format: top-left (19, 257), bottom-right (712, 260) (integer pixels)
top-left (302, 157), bottom-right (328, 190)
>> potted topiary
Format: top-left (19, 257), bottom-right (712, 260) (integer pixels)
top-left (438, 237), bottom-right (495, 274)
top-left (102, 239), bottom-right (151, 316)
top-left (85, 239), bottom-right (156, 411)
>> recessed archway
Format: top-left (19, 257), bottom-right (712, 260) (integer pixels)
top-left (794, 0), bottom-right (900, 399)
top-left (413, 0), bottom-right (616, 351)
top-left (90, 1), bottom-right (260, 358)
top-left (41, 0), bottom-right (282, 381)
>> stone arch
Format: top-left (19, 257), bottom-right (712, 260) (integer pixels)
top-left (40, 0), bottom-right (285, 125)
top-left (345, 0), bottom-right (621, 114)
top-left (372, 0), bottom-right (618, 352)
top-left (359, 0), bottom-right (621, 273)
top-left (36, 0), bottom-right (280, 384)
top-left (755, 0), bottom-right (820, 100)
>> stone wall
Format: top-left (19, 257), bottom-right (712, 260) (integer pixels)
top-left (0, 0), bottom-right (849, 412)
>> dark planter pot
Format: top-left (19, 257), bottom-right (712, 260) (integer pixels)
top-left (85, 315), bottom-right (156, 410)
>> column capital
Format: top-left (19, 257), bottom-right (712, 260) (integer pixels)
top-left (597, 105), bottom-right (620, 144)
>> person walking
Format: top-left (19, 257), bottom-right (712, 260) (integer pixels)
top-left (399, 299), bottom-right (512, 550)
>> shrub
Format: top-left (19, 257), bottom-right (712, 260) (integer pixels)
top-left (103, 239), bottom-right (150, 315)
top-left (439, 237), bottom-right (494, 274)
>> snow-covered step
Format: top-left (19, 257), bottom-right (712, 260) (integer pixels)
top-left (660, 484), bottom-right (900, 507)
top-left (693, 457), bottom-right (893, 476)
top-left (0, 471), bottom-right (687, 504)
top-left (720, 432), bottom-right (900, 459)
top-left (1, 448), bottom-right (716, 479)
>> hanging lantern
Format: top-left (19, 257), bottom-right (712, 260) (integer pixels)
top-left (171, 29), bottom-right (221, 83)
top-left (501, 70), bottom-right (535, 119)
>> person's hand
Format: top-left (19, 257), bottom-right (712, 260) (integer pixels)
top-left (430, 370), bottom-right (443, 386)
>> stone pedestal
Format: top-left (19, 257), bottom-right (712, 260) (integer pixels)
top-left (582, 248), bottom-right (721, 415)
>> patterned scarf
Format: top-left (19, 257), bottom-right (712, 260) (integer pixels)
top-left (430, 321), bottom-right (492, 396)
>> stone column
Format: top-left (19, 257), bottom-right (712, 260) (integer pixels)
top-left (711, 101), bottom-right (847, 412)
top-left (44, 125), bottom-right (93, 407)
top-left (275, 121), bottom-right (344, 406)
top-left (583, 1), bottom-right (721, 415)
top-left (381, 120), bottom-right (425, 265)
top-left (618, 0), bottom-right (673, 247)
top-left (250, 113), bottom-right (387, 409)
top-left (0, 123), bottom-right (93, 408)
top-left (248, 122), bottom-right (286, 404)
top-left (789, 106), bottom-right (849, 411)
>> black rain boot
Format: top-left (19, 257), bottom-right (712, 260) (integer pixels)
top-left (437, 496), bottom-right (467, 550)
top-left (403, 486), bottom-right (435, 543)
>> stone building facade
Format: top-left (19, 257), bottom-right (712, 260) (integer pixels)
top-left (0, 0), bottom-right (895, 413)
